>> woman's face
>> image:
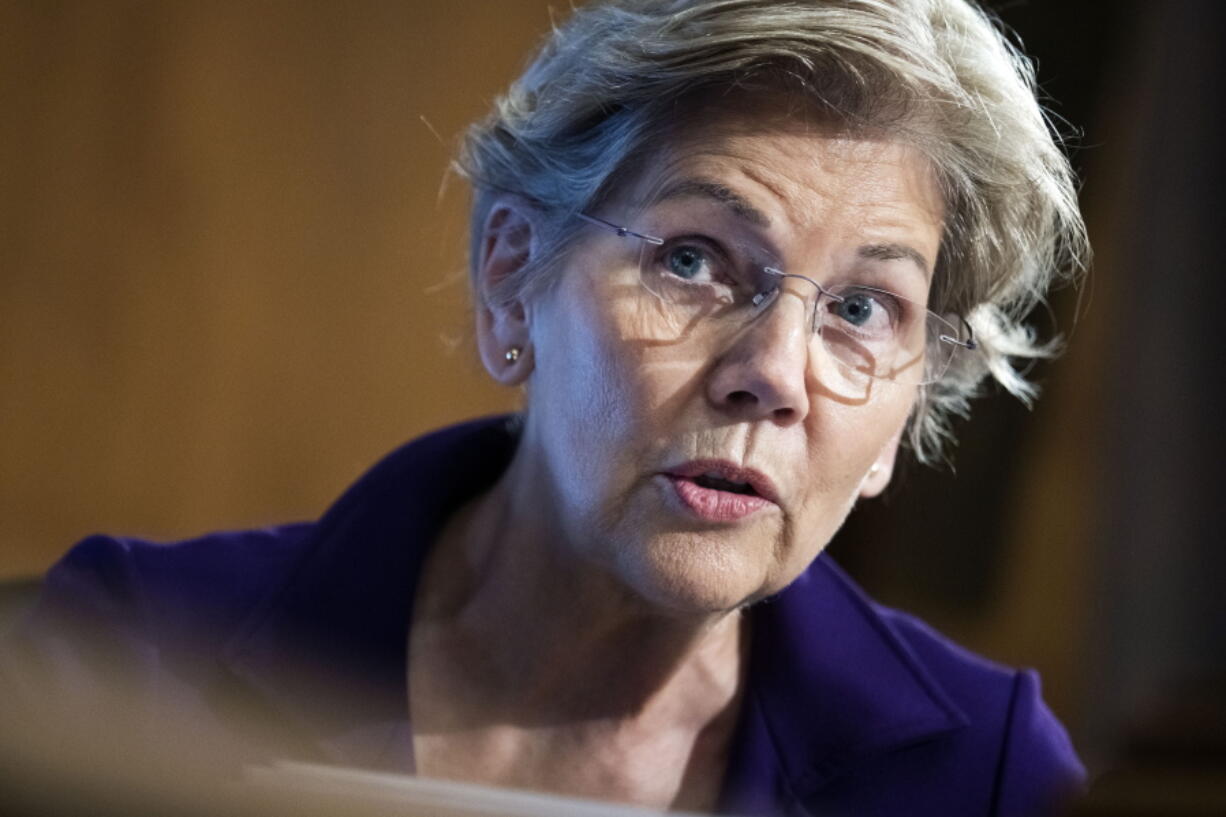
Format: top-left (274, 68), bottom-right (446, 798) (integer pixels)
top-left (505, 119), bottom-right (943, 614)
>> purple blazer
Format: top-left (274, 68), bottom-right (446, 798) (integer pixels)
top-left (3, 416), bottom-right (1084, 816)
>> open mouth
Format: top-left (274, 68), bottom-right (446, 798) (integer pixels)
top-left (666, 460), bottom-right (778, 504)
top-left (661, 460), bottom-right (778, 522)
top-left (692, 473), bottom-right (757, 496)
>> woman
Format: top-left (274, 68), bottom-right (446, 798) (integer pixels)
top-left (3, 0), bottom-right (1088, 815)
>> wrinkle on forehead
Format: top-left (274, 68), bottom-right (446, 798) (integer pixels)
top-left (616, 122), bottom-right (944, 283)
top-left (616, 96), bottom-right (942, 218)
top-left (699, 130), bottom-right (943, 231)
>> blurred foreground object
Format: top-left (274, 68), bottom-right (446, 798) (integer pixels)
top-left (1, 701), bottom-right (699, 817)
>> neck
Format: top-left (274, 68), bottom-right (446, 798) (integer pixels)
top-left (414, 443), bottom-right (746, 728)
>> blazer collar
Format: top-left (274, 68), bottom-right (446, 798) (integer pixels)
top-left (222, 415), bottom-right (967, 789)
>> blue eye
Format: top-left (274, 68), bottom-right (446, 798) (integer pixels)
top-left (666, 245), bottom-right (711, 280)
top-left (834, 293), bottom-right (876, 326)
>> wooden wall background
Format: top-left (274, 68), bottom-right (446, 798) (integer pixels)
top-left (0, 1), bottom-right (557, 578)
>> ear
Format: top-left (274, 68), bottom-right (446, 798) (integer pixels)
top-left (859, 426), bottom-right (904, 499)
top-left (474, 197), bottom-right (538, 386)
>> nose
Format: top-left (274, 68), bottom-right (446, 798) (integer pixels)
top-left (705, 284), bottom-right (814, 425)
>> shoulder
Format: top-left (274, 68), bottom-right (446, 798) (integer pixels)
top-left (42, 525), bottom-right (314, 640)
top-left (817, 557), bottom-right (1086, 815)
top-left (3, 524), bottom-right (316, 703)
top-left (1, 525), bottom-right (322, 783)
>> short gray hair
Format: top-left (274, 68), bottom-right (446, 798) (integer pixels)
top-left (457, 0), bottom-right (1089, 463)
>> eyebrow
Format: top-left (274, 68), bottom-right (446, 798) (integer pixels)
top-left (858, 242), bottom-right (932, 278)
top-left (655, 177), bottom-right (772, 228)
top-left (655, 177), bottom-right (932, 277)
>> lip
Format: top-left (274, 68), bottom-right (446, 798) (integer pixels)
top-left (659, 459), bottom-right (780, 523)
top-left (664, 459), bottom-right (781, 504)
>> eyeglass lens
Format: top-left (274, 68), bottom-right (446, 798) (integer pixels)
top-left (632, 234), bottom-right (962, 387)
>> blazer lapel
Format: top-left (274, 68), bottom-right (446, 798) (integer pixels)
top-left (721, 556), bottom-right (968, 814)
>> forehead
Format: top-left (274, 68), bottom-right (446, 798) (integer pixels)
top-left (619, 113), bottom-right (945, 251)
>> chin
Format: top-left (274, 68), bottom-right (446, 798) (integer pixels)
top-left (613, 530), bottom-right (777, 616)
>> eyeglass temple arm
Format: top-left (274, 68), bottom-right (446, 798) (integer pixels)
top-left (576, 213), bottom-right (665, 246)
top-left (939, 315), bottom-right (978, 351)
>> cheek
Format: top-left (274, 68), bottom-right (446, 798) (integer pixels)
top-left (821, 396), bottom-right (909, 476)
top-left (529, 285), bottom-right (647, 496)
top-left (609, 297), bottom-right (718, 423)
top-left (530, 278), bottom-right (718, 525)
top-left (791, 394), bottom-right (912, 532)
top-left (557, 301), bottom-right (639, 429)
top-left (541, 283), bottom-right (704, 433)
